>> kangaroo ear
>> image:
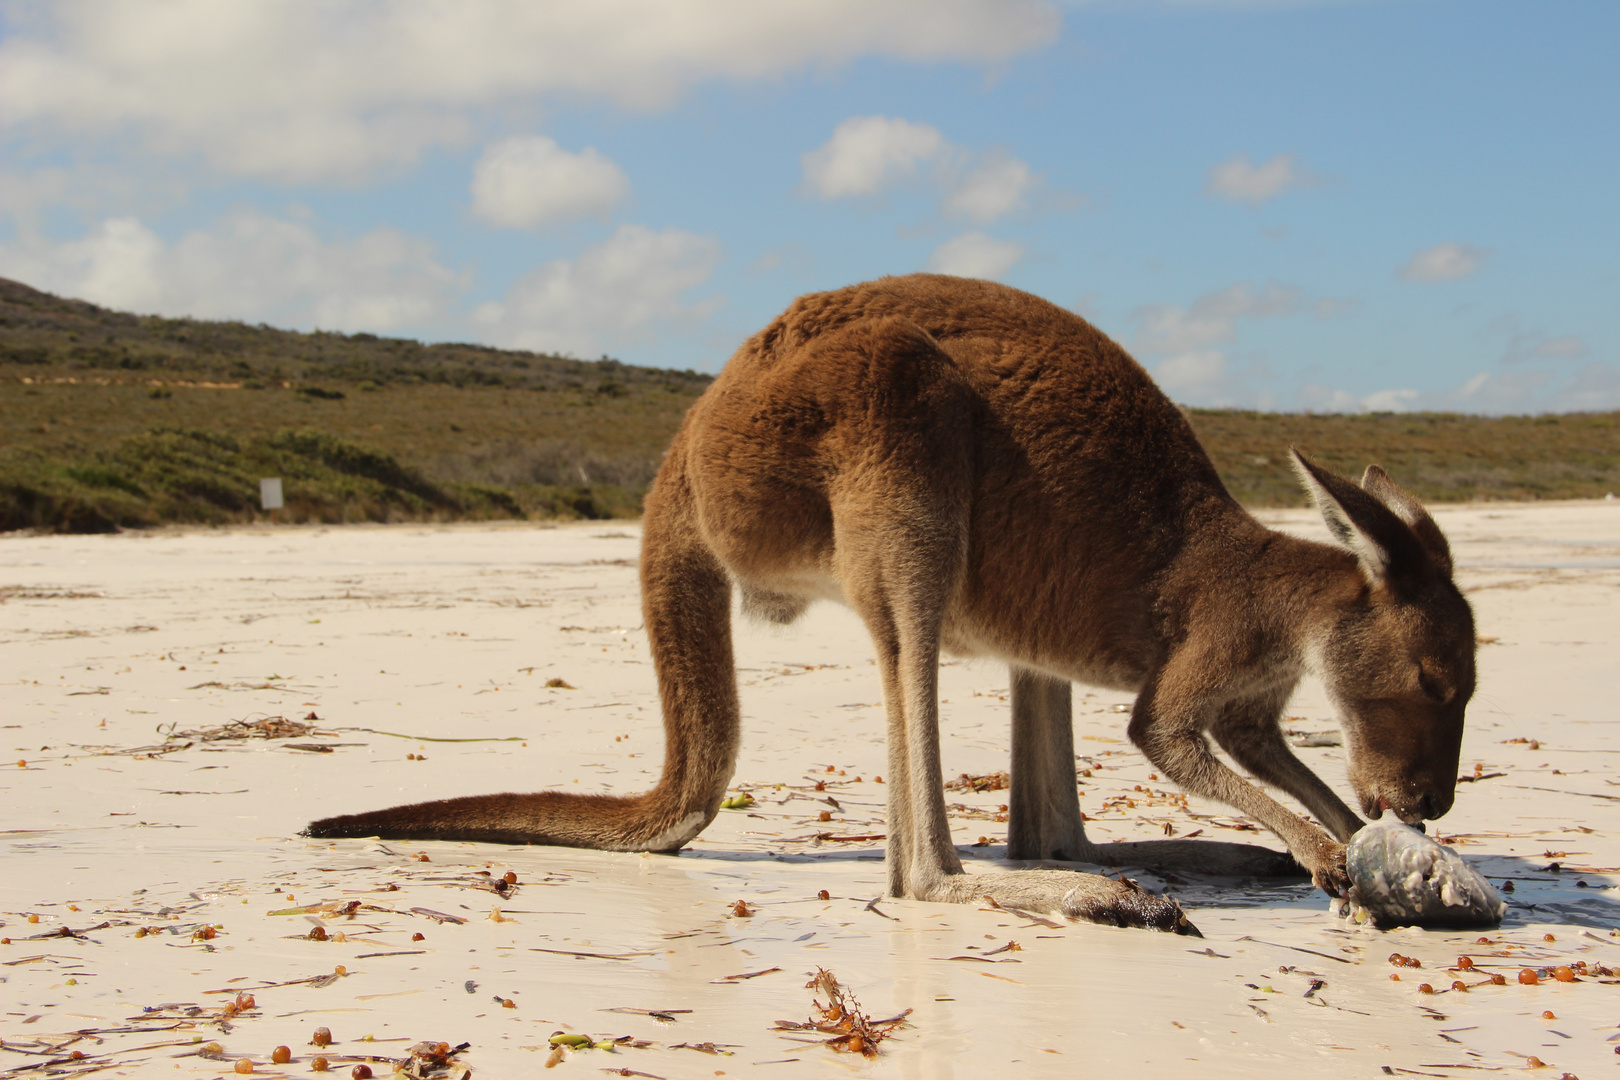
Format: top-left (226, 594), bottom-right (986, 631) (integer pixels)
top-left (1291, 448), bottom-right (1430, 587)
top-left (1360, 464), bottom-right (1453, 576)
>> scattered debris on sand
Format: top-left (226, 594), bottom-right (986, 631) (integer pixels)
top-left (773, 968), bottom-right (911, 1057)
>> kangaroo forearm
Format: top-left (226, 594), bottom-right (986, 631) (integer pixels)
top-left (1142, 735), bottom-right (1332, 854)
top-left (1223, 734), bottom-right (1364, 842)
top-left (1276, 771), bottom-right (1363, 842)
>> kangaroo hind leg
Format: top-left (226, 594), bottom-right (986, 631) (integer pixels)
top-left (817, 319), bottom-right (1194, 932)
top-left (1006, 666), bottom-right (1087, 861)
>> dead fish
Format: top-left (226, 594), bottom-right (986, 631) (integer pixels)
top-left (1334, 819), bottom-right (1505, 929)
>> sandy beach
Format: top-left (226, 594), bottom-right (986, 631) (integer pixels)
top-left (3, 500), bottom-right (1619, 1078)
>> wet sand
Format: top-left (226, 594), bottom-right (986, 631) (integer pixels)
top-left (3, 501), bottom-right (1619, 1077)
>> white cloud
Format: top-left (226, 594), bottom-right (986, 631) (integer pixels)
top-left (1531, 336), bottom-right (1588, 359)
top-left (1491, 315), bottom-right (1588, 365)
top-left (1312, 296), bottom-right (1360, 320)
top-left (472, 223), bottom-right (722, 355)
top-left (1147, 0), bottom-right (1378, 7)
top-left (1292, 384), bottom-right (1423, 414)
top-left (470, 136), bottom-right (630, 229)
top-left (802, 117), bottom-right (1043, 223)
top-left (0, 211), bottom-right (463, 331)
top-left (1432, 319), bottom-right (1614, 412)
top-left (0, 163), bottom-right (182, 224)
top-left (1152, 350), bottom-right (1229, 398)
top-left (1359, 388), bottom-right (1419, 412)
top-left (59, 217), bottom-right (165, 313)
top-left (1448, 365), bottom-right (1620, 413)
top-left (927, 231), bottom-right (1024, 279)
top-left (1299, 363), bottom-right (1620, 416)
top-left (1133, 282), bottom-right (1300, 355)
top-left (1205, 153), bottom-right (1314, 205)
top-left (1556, 363), bottom-right (1620, 411)
top-left (748, 241), bottom-right (814, 278)
top-left (941, 152), bottom-right (1037, 223)
top-left (1131, 282), bottom-right (1303, 405)
top-left (1398, 242), bottom-right (1489, 282)
top-left (801, 116), bottom-right (947, 199)
top-left (1296, 384), bottom-right (1363, 413)
top-left (1133, 282), bottom-right (1356, 408)
top-left (0, 1), bottom-right (1058, 184)
top-left (1447, 369), bottom-right (1557, 412)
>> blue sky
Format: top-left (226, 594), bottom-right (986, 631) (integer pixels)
top-left (1, 0), bottom-right (1614, 412)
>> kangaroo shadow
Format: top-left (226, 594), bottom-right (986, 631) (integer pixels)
top-left (1466, 850), bottom-right (1620, 931)
top-left (1071, 844), bottom-right (1620, 931)
top-left (671, 836), bottom-right (1620, 931)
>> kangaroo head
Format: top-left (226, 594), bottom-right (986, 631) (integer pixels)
top-left (1292, 449), bottom-right (1476, 827)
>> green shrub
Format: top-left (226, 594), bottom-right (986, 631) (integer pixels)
top-left (0, 427), bottom-right (649, 532)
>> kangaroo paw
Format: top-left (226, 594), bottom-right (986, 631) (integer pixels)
top-left (1312, 851), bottom-right (1351, 898)
top-left (1300, 837), bottom-right (1350, 898)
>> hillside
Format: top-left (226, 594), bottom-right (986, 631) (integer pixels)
top-left (0, 274), bottom-right (711, 394)
top-left (0, 276), bottom-right (711, 531)
top-left (1186, 408), bottom-right (1618, 506)
top-left (2, 276), bottom-right (1616, 533)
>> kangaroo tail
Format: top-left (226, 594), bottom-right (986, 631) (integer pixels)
top-left (305, 441), bottom-right (740, 852)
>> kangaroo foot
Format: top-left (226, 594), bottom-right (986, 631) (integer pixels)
top-left (929, 869), bottom-right (1200, 935)
top-left (1061, 877), bottom-right (1201, 936)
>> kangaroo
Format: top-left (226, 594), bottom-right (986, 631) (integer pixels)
top-left (308, 274), bottom-right (1476, 934)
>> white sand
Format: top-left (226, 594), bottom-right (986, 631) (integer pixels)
top-left (2, 501), bottom-right (1618, 1077)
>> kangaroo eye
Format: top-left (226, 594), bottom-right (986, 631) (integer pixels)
top-left (1417, 667), bottom-right (1450, 703)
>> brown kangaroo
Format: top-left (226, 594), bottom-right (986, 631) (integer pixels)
top-left (308, 274), bottom-right (1476, 933)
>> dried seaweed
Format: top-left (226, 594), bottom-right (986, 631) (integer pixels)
top-left (772, 968), bottom-right (910, 1057)
top-left (712, 967), bottom-right (780, 982)
top-left (162, 715), bottom-right (320, 742)
top-left (336, 726), bottom-right (527, 743)
top-left (529, 947), bottom-right (651, 962)
top-left (398, 1039), bottom-right (471, 1079)
top-left (603, 1007), bottom-right (690, 1022)
top-left (943, 771), bottom-right (1009, 793)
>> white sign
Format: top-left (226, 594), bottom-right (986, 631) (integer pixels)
top-left (259, 478), bottom-right (284, 510)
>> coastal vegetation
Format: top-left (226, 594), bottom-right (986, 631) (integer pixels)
top-left (3, 277), bottom-right (1615, 533)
